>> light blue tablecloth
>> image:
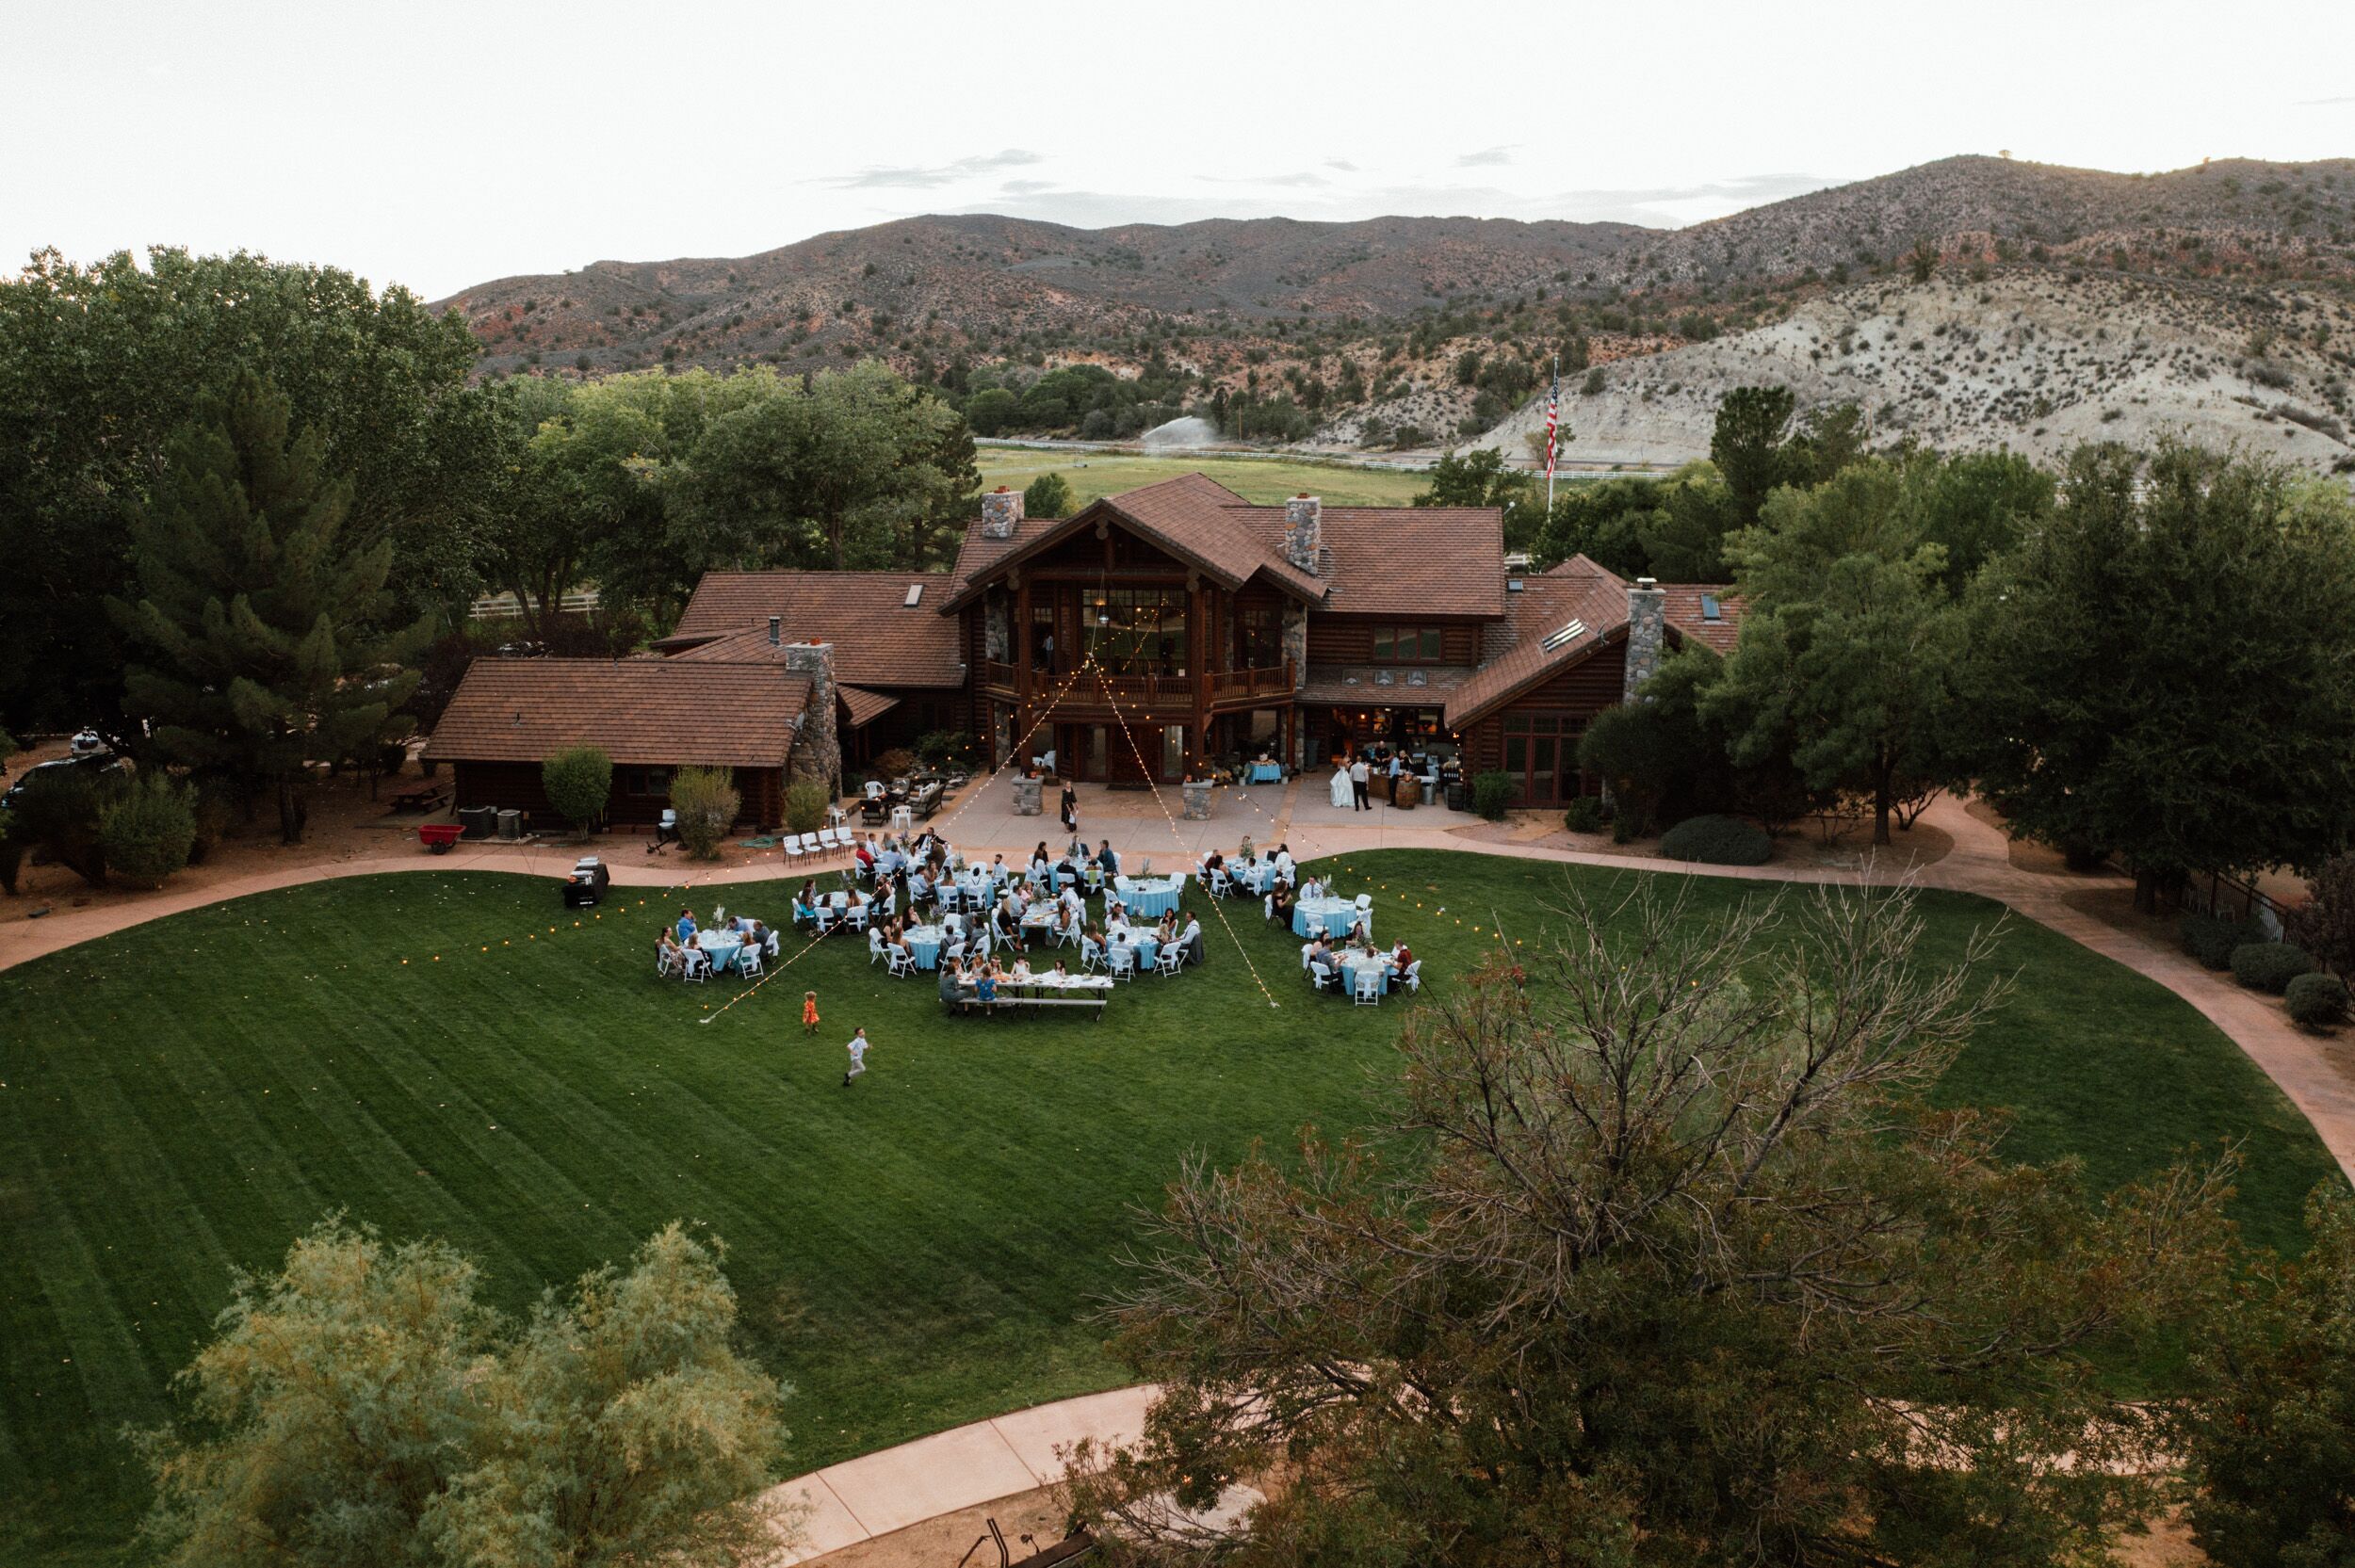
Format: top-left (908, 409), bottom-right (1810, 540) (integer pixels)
top-left (697, 931), bottom-right (747, 974)
top-left (904, 926), bottom-right (945, 970)
top-left (1338, 954), bottom-right (1393, 995)
top-left (1292, 899), bottom-right (1366, 939)
top-left (1119, 878), bottom-right (1182, 918)
top-left (1110, 930), bottom-right (1161, 970)
top-left (1248, 763), bottom-right (1283, 784)
top-left (1235, 861), bottom-right (1279, 894)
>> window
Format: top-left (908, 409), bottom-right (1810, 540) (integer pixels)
top-left (1237, 605), bottom-right (1282, 669)
top-left (1500, 712), bottom-right (1589, 806)
top-left (618, 766), bottom-right (672, 797)
top-left (1372, 625), bottom-right (1444, 663)
top-left (1084, 586), bottom-right (1189, 675)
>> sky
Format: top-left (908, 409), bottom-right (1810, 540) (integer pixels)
top-left (6, 0), bottom-right (2354, 301)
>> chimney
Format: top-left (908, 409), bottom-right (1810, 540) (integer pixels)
top-left (768, 615), bottom-right (782, 646)
top-left (1283, 493), bottom-right (1322, 574)
top-left (780, 641), bottom-right (841, 796)
top-left (980, 485), bottom-right (1024, 541)
top-left (1623, 577), bottom-right (1665, 703)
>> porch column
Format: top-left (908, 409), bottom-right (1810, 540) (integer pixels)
top-left (1014, 572), bottom-right (1032, 753)
top-left (1189, 574), bottom-right (1209, 775)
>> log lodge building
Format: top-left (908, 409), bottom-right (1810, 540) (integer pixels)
top-left (424, 474), bottom-right (1741, 827)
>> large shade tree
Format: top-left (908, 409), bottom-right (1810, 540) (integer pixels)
top-left (0, 248), bottom-right (488, 736)
top-left (1957, 440), bottom-right (2355, 906)
top-left (1069, 881), bottom-right (2236, 1566)
top-left (109, 375), bottom-right (431, 842)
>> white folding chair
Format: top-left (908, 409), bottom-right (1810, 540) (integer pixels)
top-left (1353, 965), bottom-right (1381, 1006)
top-left (846, 900), bottom-right (871, 932)
top-left (868, 929), bottom-right (886, 965)
top-left (1310, 960), bottom-right (1335, 994)
top-left (656, 947), bottom-right (676, 978)
top-left (739, 946), bottom-right (765, 978)
top-left (1355, 894), bottom-right (1373, 915)
top-left (1210, 867), bottom-right (1232, 899)
top-left (1300, 943), bottom-right (1315, 971)
top-left (1080, 935), bottom-right (1104, 972)
top-left (1157, 945), bottom-right (1186, 978)
top-left (886, 947), bottom-right (915, 978)
top-left (1404, 960), bottom-right (1422, 994)
top-left (783, 835), bottom-right (805, 864)
top-left (683, 949), bottom-right (711, 983)
top-left (1266, 894), bottom-right (1277, 925)
top-left (1108, 945), bottom-right (1137, 980)
top-left (944, 939), bottom-right (967, 966)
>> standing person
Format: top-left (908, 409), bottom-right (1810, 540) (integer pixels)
top-left (1350, 754), bottom-right (1372, 812)
top-left (1059, 782), bottom-right (1079, 835)
top-left (803, 990), bottom-right (821, 1037)
top-left (842, 1026), bottom-right (871, 1087)
top-left (1387, 751), bottom-right (1405, 802)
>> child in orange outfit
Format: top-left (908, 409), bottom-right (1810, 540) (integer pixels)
top-left (803, 990), bottom-right (821, 1035)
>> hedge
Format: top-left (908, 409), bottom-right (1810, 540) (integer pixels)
top-left (1470, 771), bottom-right (1517, 822)
top-left (1658, 815), bottom-right (1773, 866)
top-left (2231, 942), bottom-right (2316, 994)
top-left (1564, 797), bottom-right (1606, 834)
top-left (2286, 972), bottom-right (2349, 1030)
top-left (2181, 912), bottom-right (2267, 971)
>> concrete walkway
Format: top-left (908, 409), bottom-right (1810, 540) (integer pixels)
top-left (759, 1385), bottom-right (1156, 1564)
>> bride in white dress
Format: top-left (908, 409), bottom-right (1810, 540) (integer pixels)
top-left (1328, 761), bottom-right (1354, 808)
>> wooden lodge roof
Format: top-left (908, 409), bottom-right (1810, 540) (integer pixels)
top-left (422, 659), bottom-right (811, 768)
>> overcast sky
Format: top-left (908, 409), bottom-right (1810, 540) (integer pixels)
top-left (7, 0), bottom-right (2353, 301)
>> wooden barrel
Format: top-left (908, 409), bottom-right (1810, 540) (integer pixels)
top-left (1395, 775), bottom-right (1422, 809)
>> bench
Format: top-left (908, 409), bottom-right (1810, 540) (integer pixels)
top-left (385, 781), bottom-right (449, 815)
top-left (945, 993), bottom-right (1108, 1021)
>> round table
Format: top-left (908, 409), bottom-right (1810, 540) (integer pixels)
top-left (1337, 952), bottom-right (1393, 996)
top-left (696, 930), bottom-right (746, 974)
top-left (1119, 879), bottom-right (1182, 919)
top-left (904, 926), bottom-right (944, 970)
top-left (1109, 929), bottom-right (1161, 971)
top-left (1292, 899), bottom-right (1366, 940)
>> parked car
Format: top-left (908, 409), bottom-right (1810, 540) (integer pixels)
top-left (2, 750), bottom-right (125, 813)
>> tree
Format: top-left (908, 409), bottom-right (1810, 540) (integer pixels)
top-left (541, 745), bottom-right (612, 841)
top-left (785, 778), bottom-right (831, 835)
top-left (0, 248), bottom-right (486, 738)
top-left (2170, 1186), bottom-right (2355, 1568)
top-left (135, 1217), bottom-right (792, 1568)
top-left (1023, 471), bottom-right (1074, 520)
top-left (2285, 854), bottom-right (2355, 978)
top-left (963, 386), bottom-right (1020, 437)
top-left (1907, 235), bottom-right (1941, 283)
top-left (670, 767), bottom-right (740, 860)
top-left (1069, 880), bottom-right (2234, 1566)
top-left (1709, 384), bottom-right (1799, 527)
top-left (1957, 442), bottom-right (2355, 906)
top-left (99, 771), bottom-right (198, 887)
top-left (0, 765), bottom-right (112, 893)
top-left (109, 376), bottom-right (431, 843)
top-left (1414, 446), bottom-right (1531, 512)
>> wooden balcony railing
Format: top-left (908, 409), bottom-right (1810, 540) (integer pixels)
top-left (978, 661), bottom-right (1295, 712)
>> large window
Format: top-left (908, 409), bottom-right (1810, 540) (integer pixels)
top-left (1501, 712), bottom-right (1587, 805)
top-left (1372, 625), bottom-right (1444, 663)
top-left (1237, 606), bottom-right (1282, 670)
top-left (1084, 587), bottom-right (1189, 675)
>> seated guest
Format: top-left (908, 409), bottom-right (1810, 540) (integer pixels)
top-left (1300, 875), bottom-right (1324, 903)
top-left (675, 908), bottom-right (698, 943)
top-left (975, 965), bottom-right (998, 1003)
top-left (1202, 849), bottom-right (1225, 875)
top-left (1180, 912), bottom-right (1204, 965)
top-left (1274, 844), bottom-right (1295, 879)
top-left (1106, 897), bottom-right (1129, 927)
top-left (1238, 833), bottom-right (1255, 865)
top-left (1049, 959), bottom-right (1070, 982)
top-left (1268, 882), bottom-right (1295, 926)
top-left (658, 927), bottom-right (681, 963)
top-left (1096, 840), bottom-right (1120, 878)
top-left (1010, 955), bottom-right (1033, 981)
top-left (1390, 940), bottom-right (1414, 978)
top-left (853, 838), bottom-right (876, 877)
top-left (1347, 918), bottom-right (1370, 947)
top-left (1307, 934), bottom-right (1333, 970)
top-left (939, 960), bottom-right (966, 1009)
top-left (1031, 840), bottom-right (1051, 870)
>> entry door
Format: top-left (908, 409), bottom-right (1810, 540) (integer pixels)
top-left (1106, 724), bottom-right (1159, 785)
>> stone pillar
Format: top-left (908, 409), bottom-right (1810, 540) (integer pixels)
top-left (1282, 602), bottom-right (1310, 770)
top-left (1011, 775), bottom-right (1043, 816)
top-left (780, 641), bottom-right (840, 797)
top-left (983, 592), bottom-right (1010, 664)
top-left (1181, 780), bottom-right (1213, 821)
top-left (990, 702), bottom-right (1013, 768)
top-left (981, 486), bottom-right (1024, 540)
top-left (1282, 493), bottom-right (1322, 574)
top-left (1624, 578), bottom-right (1666, 703)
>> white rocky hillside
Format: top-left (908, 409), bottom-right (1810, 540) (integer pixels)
top-left (1479, 270), bottom-right (2355, 473)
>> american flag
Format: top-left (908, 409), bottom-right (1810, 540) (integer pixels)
top-left (1543, 373), bottom-right (1561, 479)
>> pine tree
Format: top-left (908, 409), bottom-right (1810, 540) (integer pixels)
top-left (110, 374), bottom-right (430, 843)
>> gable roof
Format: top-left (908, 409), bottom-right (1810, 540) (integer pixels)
top-left (1442, 561), bottom-right (1750, 727)
top-left (662, 571), bottom-right (966, 688)
top-left (943, 473), bottom-right (1502, 615)
top-left (422, 659), bottom-right (809, 768)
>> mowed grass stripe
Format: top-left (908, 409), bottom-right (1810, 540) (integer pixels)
top-left (0, 858), bottom-right (2337, 1568)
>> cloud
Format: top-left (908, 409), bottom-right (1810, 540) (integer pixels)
top-left (820, 149), bottom-right (1044, 189)
top-left (999, 178), bottom-right (1057, 194)
top-left (2297, 94), bottom-right (2355, 105)
top-left (1324, 158), bottom-right (1359, 172)
top-left (1456, 145), bottom-right (1515, 167)
top-left (1199, 170), bottom-right (1328, 187)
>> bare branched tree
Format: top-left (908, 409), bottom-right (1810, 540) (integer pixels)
top-left (1068, 877), bottom-right (2239, 1568)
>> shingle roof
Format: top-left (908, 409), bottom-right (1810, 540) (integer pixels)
top-left (422, 659), bottom-right (809, 768)
top-left (664, 572), bottom-right (965, 687)
top-left (837, 686), bottom-right (901, 729)
top-left (1660, 584), bottom-right (1745, 653)
top-left (1441, 561), bottom-right (1749, 727)
top-left (943, 474), bottom-right (1502, 615)
top-left (1298, 664), bottom-right (1474, 705)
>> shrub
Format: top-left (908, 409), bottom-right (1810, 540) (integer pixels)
top-left (1564, 797), bottom-right (1606, 834)
top-left (871, 747), bottom-right (920, 783)
top-left (1471, 770), bottom-right (1517, 821)
top-left (2285, 853), bottom-right (2355, 977)
top-left (915, 729), bottom-right (976, 769)
top-left (0, 767), bottom-right (110, 891)
top-left (784, 778), bottom-right (830, 834)
top-left (99, 772), bottom-right (198, 887)
top-left (2287, 972), bottom-right (2349, 1030)
top-left (1023, 471), bottom-right (1074, 519)
top-left (2232, 941), bottom-right (2315, 994)
top-left (669, 767), bottom-right (740, 861)
top-left (541, 745), bottom-right (612, 841)
top-left (2181, 912), bottom-right (2267, 970)
top-left (1658, 814), bottom-right (1773, 865)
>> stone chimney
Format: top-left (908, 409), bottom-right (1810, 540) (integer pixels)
top-left (1283, 493), bottom-right (1322, 574)
top-left (980, 486), bottom-right (1024, 541)
top-left (768, 615), bottom-right (782, 646)
top-left (781, 641), bottom-right (840, 794)
top-left (1623, 577), bottom-right (1665, 703)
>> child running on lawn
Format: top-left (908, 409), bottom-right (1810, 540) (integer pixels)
top-left (842, 1026), bottom-right (870, 1087)
top-left (803, 990), bottom-right (820, 1036)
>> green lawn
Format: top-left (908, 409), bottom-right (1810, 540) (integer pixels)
top-left (974, 446), bottom-right (1432, 509)
top-left (0, 850), bottom-right (2335, 1564)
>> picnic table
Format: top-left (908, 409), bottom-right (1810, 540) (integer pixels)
top-left (387, 780), bottom-right (450, 815)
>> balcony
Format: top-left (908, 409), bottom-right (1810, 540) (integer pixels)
top-left (977, 661), bottom-right (1293, 716)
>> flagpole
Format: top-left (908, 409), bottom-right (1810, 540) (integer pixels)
top-left (1545, 352), bottom-right (1559, 516)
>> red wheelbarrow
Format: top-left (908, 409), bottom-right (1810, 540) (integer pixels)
top-left (418, 822), bottom-right (464, 855)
